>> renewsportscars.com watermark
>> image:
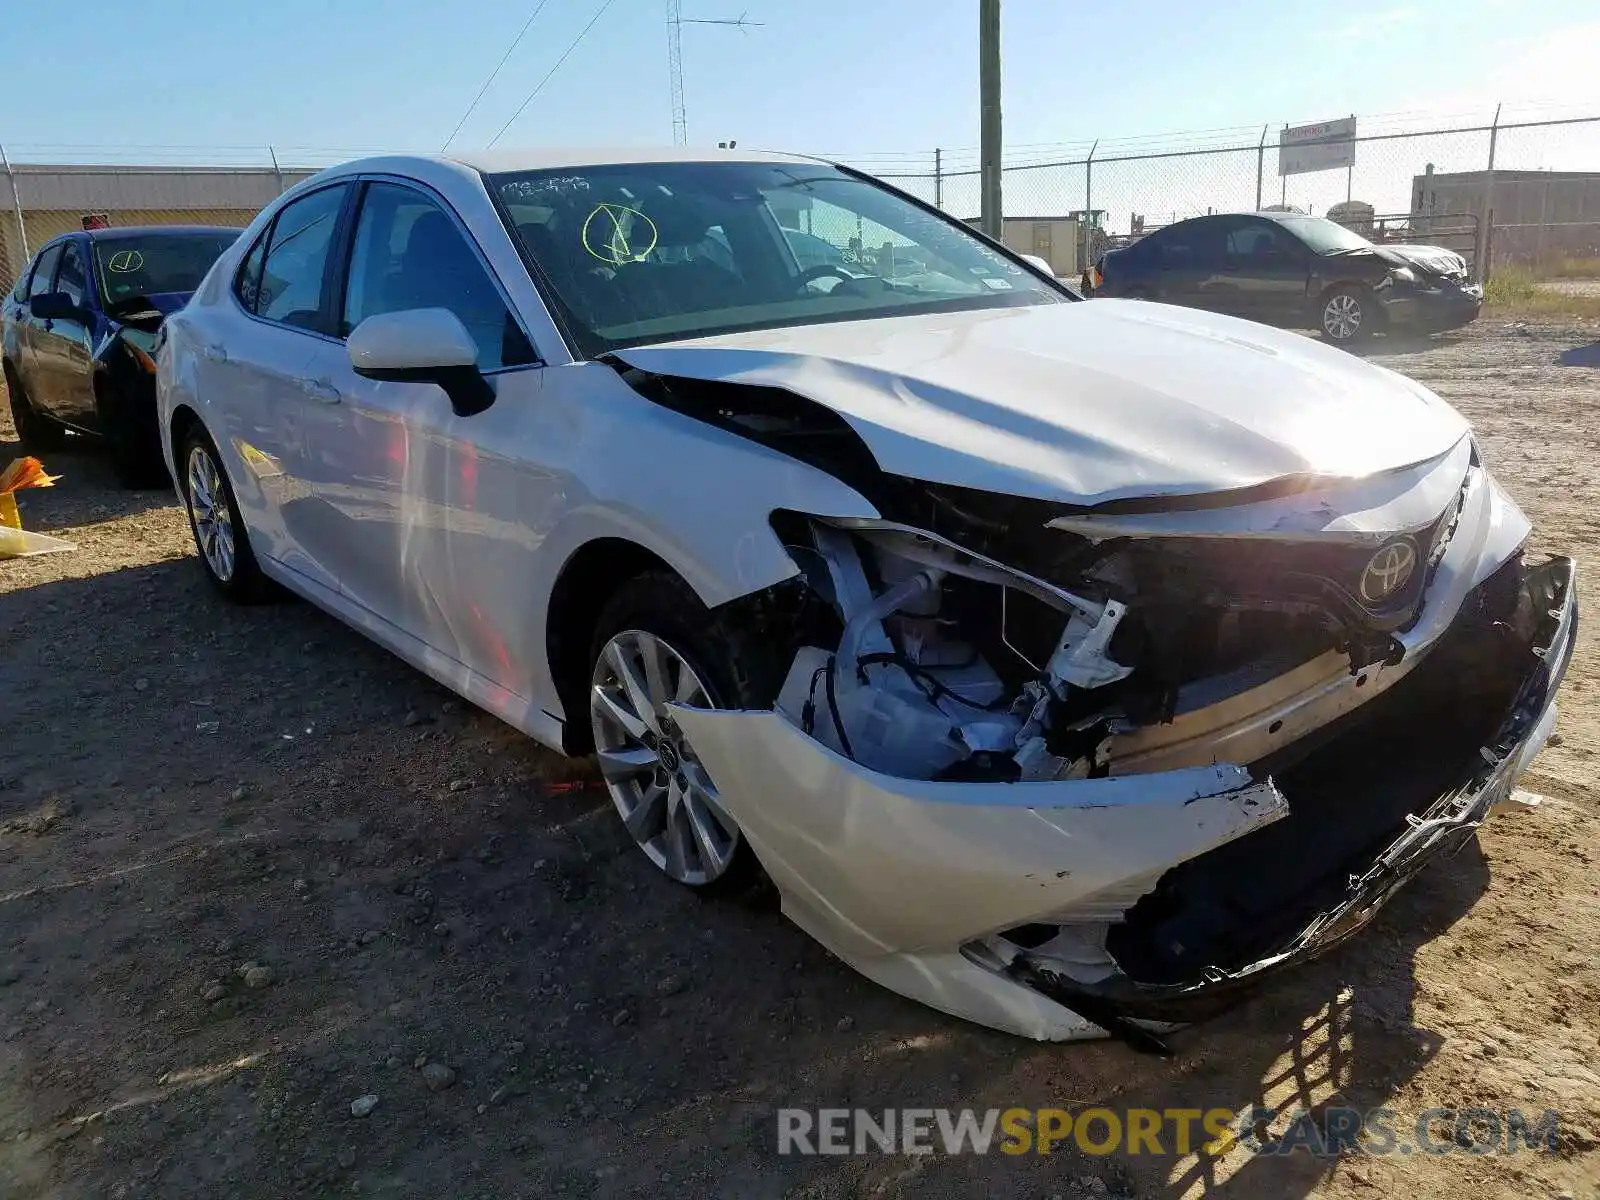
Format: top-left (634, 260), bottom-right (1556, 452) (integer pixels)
top-left (776, 1106), bottom-right (1563, 1158)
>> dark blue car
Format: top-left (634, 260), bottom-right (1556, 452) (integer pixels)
top-left (2, 225), bottom-right (239, 485)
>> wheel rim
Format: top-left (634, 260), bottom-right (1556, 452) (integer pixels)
top-left (589, 630), bottom-right (740, 886)
top-left (186, 445), bottom-right (236, 583)
top-left (1323, 293), bottom-right (1362, 340)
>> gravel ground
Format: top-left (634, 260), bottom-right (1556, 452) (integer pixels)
top-left (2, 318), bottom-right (1599, 1200)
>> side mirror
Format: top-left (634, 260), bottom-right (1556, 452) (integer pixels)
top-left (30, 292), bottom-right (84, 322)
top-left (1019, 253), bottom-right (1054, 278)
top-left (347, 308), bottom-right (494, 418)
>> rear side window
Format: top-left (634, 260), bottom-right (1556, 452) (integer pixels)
top-left (55, 241), bottom-right (88, 308)
top-left (234, 232), bottom-right (268, 313)
top-left (341, 182), bottom-right (534, 369)
top-left (1160, 221), bottom-right (1222, 270)
top-left (255, 185), bottom-right (348, 332)
top-left (1225, 221), bottom-right (1298, 260)
top-left (28, 245), bottom-right (63, 299)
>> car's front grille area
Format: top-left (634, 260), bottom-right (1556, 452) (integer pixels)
top-left (1116, 505), bottom-right (1455, 634)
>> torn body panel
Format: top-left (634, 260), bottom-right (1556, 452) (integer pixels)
top-left (673, 554), bottom-right (1575, 1042)
top-left (612, 302), bottom-right (1469, 507)
top-left (671, 704), bottom-right (1288, 1039)
top-left (600, 314), bottom-right (1566, 1044)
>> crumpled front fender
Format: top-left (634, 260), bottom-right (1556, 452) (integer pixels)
top-left (670, 706), bottom-right (1287, 961)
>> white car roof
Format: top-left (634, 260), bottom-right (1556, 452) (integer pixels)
top-left (314, 148), bottom-right (826, 180)
top-left (450, 146), bottom-right (826, 173)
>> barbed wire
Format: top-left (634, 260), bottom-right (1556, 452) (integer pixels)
top-left (5, 104), bottom-right (1597, 174)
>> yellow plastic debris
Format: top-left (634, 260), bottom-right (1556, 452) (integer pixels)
top-left (0, 456), bottom-right (75, 558)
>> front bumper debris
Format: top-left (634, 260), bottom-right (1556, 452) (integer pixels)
top-left (1379, 281), bottom-right (1484, 333)
top-left (670, 555), bottom-right (1575, 1043)
top-left (1021, 554), bottom-right (1573, 1030)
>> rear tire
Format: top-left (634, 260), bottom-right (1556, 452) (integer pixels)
top-left (180, 425), bottom-right (274, 603)
top-left (587, 571), bottom-right (784, 894)
top-left (3, 363), bottom-right (66, 451)
top-left (1319, 287), bottom-right (1373, 344)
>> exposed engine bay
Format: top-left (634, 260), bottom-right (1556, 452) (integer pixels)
top-left (767, 492), bottom-right (1459, 786)
top-left (599, 357), bottom-right (1573, 1044)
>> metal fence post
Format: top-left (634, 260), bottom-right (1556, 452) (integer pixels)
top-left (0, 142), bottom-right (28, 266)
top-left (1535, 174), bottom-right (1550, 270)
top-left (1255, 126), bottom-right (1267, 210)
top-left (934, 148), bottom-right (943, 210)
top-left (1475, 103), bottom-right (1500, 282)
top-left (1083, 140), bottom-right (1097, 274)
top-left (268, 145), bottom-right (286, 196)
top-left (1279, 126), bottom-right (1288, 207)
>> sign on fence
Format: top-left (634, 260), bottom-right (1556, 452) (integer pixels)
top-left (1279, 116), bottom-right (1357, 176)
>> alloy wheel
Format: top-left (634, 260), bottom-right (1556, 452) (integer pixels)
top-left (186, 444), bottom-right (236, 583)
top-left (589, 629), bottom-right (741, 886)
top-left (1323, 293), bottom-right (1363, 341)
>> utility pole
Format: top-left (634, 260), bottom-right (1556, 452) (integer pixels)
top-left (979, 0), bottom-right (1002, 240)
top-left (668, 3), bottom-right (760, 145)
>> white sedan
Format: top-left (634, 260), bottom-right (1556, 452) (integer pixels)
top-left (157, 149), bottom-right (1574, 1047)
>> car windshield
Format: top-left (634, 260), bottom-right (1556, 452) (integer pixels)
top-left (93, 231), bottom-right (239, 304)
top-left (490, 161), bottom-right (1062, 356)
top-left (1274, 216), bottom-right (1372, 254)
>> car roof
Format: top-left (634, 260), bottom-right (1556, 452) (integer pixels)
top-left (81, 224), bottom-right (243, 241)
top-left (443, 146), bottom-right (826, 173)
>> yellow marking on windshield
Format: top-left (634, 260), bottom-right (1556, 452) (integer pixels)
top-left (106, 250), bottom-right (145, 273)
top-left (581, 204), bottom-right (657, 265)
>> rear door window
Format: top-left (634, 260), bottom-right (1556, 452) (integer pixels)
top-left (256, 185), bottom-right (350, 333)
top-left (28, 245), bottom-right (63, 299)
top-left (1225, 221), bottom-right (1298, 262)
top-left (1168, 220), bottom-right (1224, 270)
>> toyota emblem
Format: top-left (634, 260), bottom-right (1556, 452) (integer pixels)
top-left (1360, 539), bottom-right (1418, 605)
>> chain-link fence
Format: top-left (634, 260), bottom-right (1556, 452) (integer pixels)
top-left (4, 111), bottom-right (1599, 289)
top-left (860, 109), bottom-right (1600, 279)
top-left (0, 152), bottom-right (319, 289)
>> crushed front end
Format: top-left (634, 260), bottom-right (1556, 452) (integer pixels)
top-left (671, 439), bottom-right (1575, 1044)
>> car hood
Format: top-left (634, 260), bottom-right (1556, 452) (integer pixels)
top-left (614, 300), bottom-right (1469, 507)
top-left (1374, 243), bottom-right (1470, 280)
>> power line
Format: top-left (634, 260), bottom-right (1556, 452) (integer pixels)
top-left (441, 0), bottom-right (555, 150)
top-left (487, 0), bottom-right (623, 148)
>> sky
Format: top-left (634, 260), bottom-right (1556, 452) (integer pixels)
top-left (5, 0), bottom-right (1600, 223)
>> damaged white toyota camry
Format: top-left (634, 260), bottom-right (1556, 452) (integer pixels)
top-left (158, 150), bottom-right (1575, 1048)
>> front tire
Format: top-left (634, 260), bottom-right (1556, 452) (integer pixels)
top-left (587, 572), bottom-right (779, 892)
top-left (180, 426), bottom-right (273, 603)
top-left (1320, 287), bottom-right (1372, 344)
top-left (3, 364), bottom-right (66, 451)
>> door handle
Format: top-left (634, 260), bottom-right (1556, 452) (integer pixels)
top-left (299, 377), bottom-right (342, 404)
top-left (201, 343), bottom-right (228, 363)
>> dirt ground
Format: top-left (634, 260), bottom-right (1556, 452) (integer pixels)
top-left (2, 318), bottom-right (1599, 1200)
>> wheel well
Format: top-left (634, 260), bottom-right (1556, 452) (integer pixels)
top-left (1319, 279), bottom-right (1370, 300)
top-left (168, 404), bottom-right (203, 485)
top-left (546, 538), bottom-right (676, 754)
